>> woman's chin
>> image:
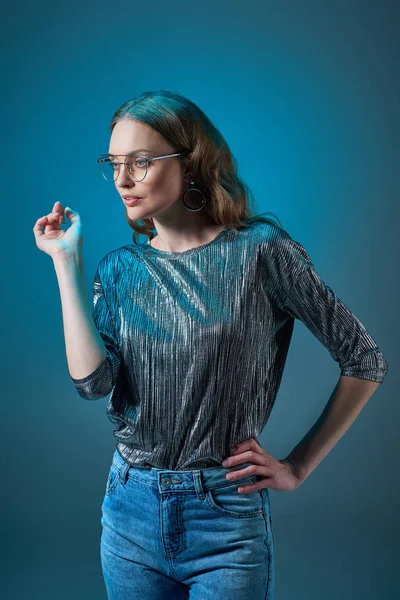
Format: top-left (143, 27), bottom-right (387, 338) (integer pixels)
top-left (125, 207), bottom-right (154, 223)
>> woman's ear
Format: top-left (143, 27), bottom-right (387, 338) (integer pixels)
top-left (183, 170), bottom-right (194, 183)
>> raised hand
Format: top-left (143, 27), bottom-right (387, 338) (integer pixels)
top-left (33, 201), bottom-right (83, 258)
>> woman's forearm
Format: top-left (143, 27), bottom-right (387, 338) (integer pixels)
top-left (285, 375), bottom-right (380, 483)
top-left (53, 251), bottom-right (107, 380)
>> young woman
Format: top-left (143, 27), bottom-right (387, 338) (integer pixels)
top-left (33, 90), bottom-right (388, 600)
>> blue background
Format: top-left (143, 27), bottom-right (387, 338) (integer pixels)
top-left (2, 0), bottom-right (398, 598)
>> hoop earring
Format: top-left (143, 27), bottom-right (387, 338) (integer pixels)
top-left (182, 179), bottom-right (206, 212)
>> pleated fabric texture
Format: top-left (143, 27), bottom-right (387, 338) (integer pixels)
top-left (70, 220), bottom-right (388, 470)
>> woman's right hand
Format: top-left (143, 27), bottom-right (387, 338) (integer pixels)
top-left (33, 201), bottom-right (83, 258)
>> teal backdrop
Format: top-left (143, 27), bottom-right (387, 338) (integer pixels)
top-left (2, 0), bottom-right (398, 598)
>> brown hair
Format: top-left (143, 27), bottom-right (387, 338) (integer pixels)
top-left (109, 90), bottom-right (283, 244)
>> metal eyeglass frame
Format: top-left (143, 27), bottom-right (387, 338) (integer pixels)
top-left (97, 150), bottom-right (190, 183)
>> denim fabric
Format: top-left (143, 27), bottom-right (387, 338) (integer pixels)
top-left (100, 449), bottom-right (275, 599)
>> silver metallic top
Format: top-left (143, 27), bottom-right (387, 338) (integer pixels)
top-left (70, 220), bottom-right (388, 469)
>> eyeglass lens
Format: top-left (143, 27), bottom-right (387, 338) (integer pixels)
top-left (100, 155), bottom-right (148, 182)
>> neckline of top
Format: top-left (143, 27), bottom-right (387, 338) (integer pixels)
top-left (139, 226), bottom-right (231, 258)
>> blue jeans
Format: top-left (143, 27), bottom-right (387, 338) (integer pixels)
top-left (100, 449), bottom-right (275, 599)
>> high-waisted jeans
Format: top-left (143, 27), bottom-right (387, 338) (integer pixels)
top-left (100, 449), bottom-right (275, 599)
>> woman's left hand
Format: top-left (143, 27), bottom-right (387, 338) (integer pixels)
top-left (222, 437), bottom-right (303, 493)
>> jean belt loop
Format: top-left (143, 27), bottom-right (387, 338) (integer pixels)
top-left (192, 470), bottom-right (206, 500)
top-left (119, 461), bottom-right (130, 484)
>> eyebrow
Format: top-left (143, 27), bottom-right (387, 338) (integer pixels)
top-left (107, 148), bottom-right (154, 156)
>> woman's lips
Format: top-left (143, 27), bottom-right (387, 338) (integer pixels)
top-left (123, 197), bottom-right (142, 206)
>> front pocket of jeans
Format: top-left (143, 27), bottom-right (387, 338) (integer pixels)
top-left (205, 476), bottom-right (263, 518)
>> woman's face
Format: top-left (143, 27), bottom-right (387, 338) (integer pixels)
top-left (108, 119), bottom-right (191, 222)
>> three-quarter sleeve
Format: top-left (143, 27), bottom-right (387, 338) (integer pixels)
top-left (70, 264), bottom-right (122, 400)
top-left (270, 231), bottom-right (388, 383)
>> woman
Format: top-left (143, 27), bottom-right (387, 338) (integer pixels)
top-left (33, 90), bottom-right (388, 600)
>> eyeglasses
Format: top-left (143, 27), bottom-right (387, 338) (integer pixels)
top-left (97, 150), bottom-right (189, 183)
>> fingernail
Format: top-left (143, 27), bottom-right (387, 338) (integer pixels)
top-left (222, 459), bottom-right (229, 467)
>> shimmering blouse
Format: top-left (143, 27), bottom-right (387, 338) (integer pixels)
top-left (70, 220), bottom-right (388, 470)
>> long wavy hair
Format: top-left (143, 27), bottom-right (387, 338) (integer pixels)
top-left (109, 90), bottom-right (283, 244)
